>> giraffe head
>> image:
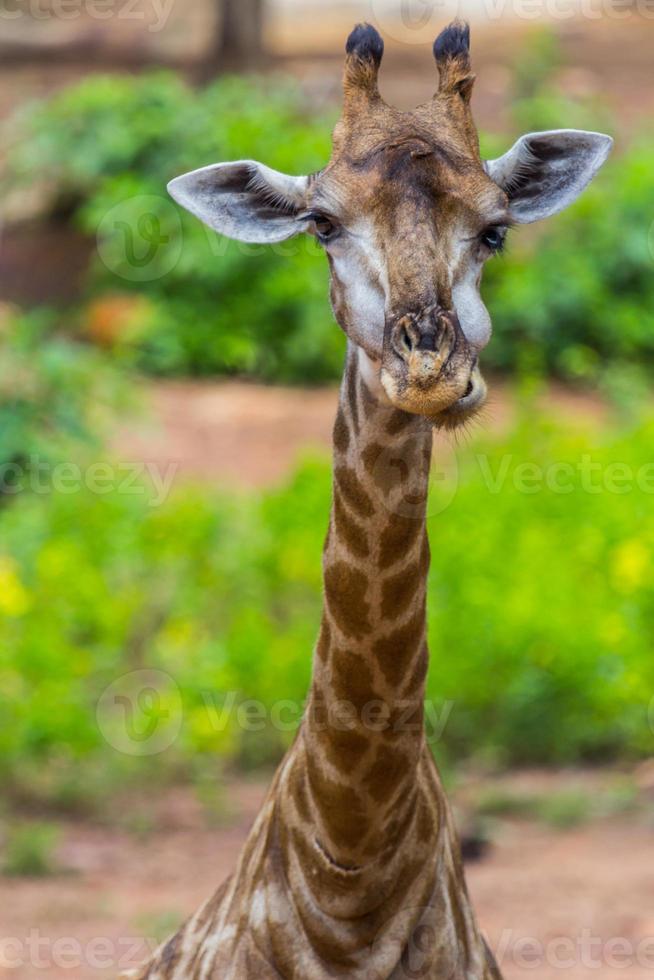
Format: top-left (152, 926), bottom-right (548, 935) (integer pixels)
top-left (169, 22), bottom-right (612, 426)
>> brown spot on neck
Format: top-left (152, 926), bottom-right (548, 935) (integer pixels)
top-left (324, 560), bottom-right (371, 640)
top-left (333, 404), bottom-right (351, 454)
top-left (379, 512), bottom-right (424, 570)
top-left (334, 464), bottom-right (374, 519)
top-left (333, 488), bottom-right (370, 559)
top-left (373, 605), bottom-right (427, 687)
top-left (380, 536), bottom-right (430, 621)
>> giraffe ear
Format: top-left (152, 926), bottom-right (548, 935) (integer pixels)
top-left (485, 129), bottom-right (613, 224)
top-left (168, 161), bottom-right (310, 244)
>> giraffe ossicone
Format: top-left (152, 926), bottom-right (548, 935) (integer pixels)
top-left (131, 21), bottom-right (611, 979)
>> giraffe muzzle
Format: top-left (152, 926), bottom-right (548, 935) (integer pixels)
top-left (381, 305), bottom-right (483, 421)
top-left (390, 306), bottom-right (461, 362)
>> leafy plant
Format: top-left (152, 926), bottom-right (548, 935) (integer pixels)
top-left (3, 74), bottom-right (343, 383)
top-left (536, 791), bottom-right (591, 829)
top-left (473, 789), bottom-right (538, 819)
top-left (2, 407), bottom-right (654, 810)
top-left (0, 307), bottom-right (128, 501)
top-left (2, 822), bottom-right (60, 876)
top-left (482, 139), bottom-right (654, 386)
top-left (3, 66), bottom-right (652, 385)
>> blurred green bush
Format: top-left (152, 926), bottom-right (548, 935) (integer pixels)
top-left (481, 140), bottom-right (654, 388)
top-left (1, 822), bottom-right (60, 877)
top-left (0, 308), bottom-right (128, 499)
top-left (3, 63), bottom-right (653, 384)
top-left (4, 73), bottom-right (344, 382)
top-left (1, 34), bottom-right (653, 813)
top-left (1, 408), bottom-right (654, 808)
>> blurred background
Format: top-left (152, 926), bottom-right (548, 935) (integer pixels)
top-left (0, 0), bottom-right (653, 976)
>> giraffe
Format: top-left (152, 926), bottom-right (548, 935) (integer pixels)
top-left (128, 21), bottom-right (612, 980)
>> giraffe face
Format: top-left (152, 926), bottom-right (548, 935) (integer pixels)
top-left (308, 117), bottom-right (508, 424)
top-left (168, 22), bottom-right (612, 426)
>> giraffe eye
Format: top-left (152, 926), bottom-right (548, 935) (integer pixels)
top-left (308, 212), bottom-right (338, 243)
top-left (480, 227), bottom-right (506, 253)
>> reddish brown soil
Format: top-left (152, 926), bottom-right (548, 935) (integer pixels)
top-left (111, 377), bottom-right (611, 487)
top-left (112, 380), bottom-right (339, 488)
top-left (1, 772), bottom-right (654, 980)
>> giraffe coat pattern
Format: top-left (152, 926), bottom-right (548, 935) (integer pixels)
top-left (134, 18), bottom-right (612, 979)
top-left (129, 352), bottom-right (501, 980)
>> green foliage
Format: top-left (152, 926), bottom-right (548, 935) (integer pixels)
top-left (1, 53), bottom-right (653, 814)
top-left (478, 27), bottom-right (653, 384)
top-left (4, 64), bottom-right (652, 385)
top-left (475, 789), bottom-right (594, 830)
top-left (508, 26), bottom-right (608, 134)
top-left (4, 73), bottom-right (343, 383)
top-left (2, 408), bottom-right (654, 807)
top-left (474, 788), bottom-right (592, 828)
top-left (474, 788), bottom-right (538, 819)
top-left (512, 27), bottom-right (562, 103)
top-left (0, 308), bottom-right (127, 493)
top-left (2, 822), bottom-right (60, 876)
top-left (536, 791), bottom-right (591, 829)
top-left (428, 408), bottom-right (654, 764)
top-left (594, 778), bottom-right (639, 817)
top-left (482, 140), bottom-right (654, 385)
top-left (473, 776), bottom-right (637, 828)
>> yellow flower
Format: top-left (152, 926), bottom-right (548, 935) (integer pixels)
top-left (0, 556), bottom-right (31, 617)
top-left (611, 539), bottom-right (650, 594)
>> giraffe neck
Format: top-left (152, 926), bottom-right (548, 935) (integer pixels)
top-left (135, 347), bottom-right (497, 978)
top-left (302, 343), bottom-right (433, 871)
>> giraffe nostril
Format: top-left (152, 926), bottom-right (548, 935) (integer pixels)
top-left (465, 379), bottom-right (474, 397)
top-left (400, 325), bottom-right (413, 353)
top-left (392, 320), bottom-right (417, 359)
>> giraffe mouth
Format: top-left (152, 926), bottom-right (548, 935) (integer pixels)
top-left (436, 364), bottom-right (487, 428)
top-left (380, 305), bottom-right (478, 418)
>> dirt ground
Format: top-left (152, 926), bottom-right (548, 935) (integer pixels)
top-left (111, 377), bottom-right (611, 487)
top-left (2, 770), bottom-right (654, 979)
